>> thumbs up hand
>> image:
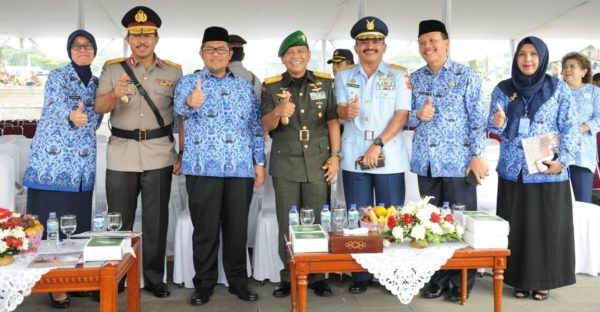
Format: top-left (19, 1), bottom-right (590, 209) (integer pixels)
top-left (187, 79), bottom-right (205, 109)
top-left (417, 96), bottom-right (435, 121)
top-left (346, 94), bottom-right (360, 120)
top-left (70, 101), bottom-right (88, 128)
top-left (493, 103), bottom-right (506, 128)
top-left (113, 72), bottom-right (130, 99)
top-left (275, 90), bottom-right (295, 125)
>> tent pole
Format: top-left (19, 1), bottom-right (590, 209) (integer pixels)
top-left (444, 0), bottom-right (452, 58)
top-left (359, 0), bottom-right (366, 18)
top-left (77, 0), bottom-right (84, 29)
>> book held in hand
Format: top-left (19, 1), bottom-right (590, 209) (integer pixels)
top-left (521, 132), bottom-right (560, 174)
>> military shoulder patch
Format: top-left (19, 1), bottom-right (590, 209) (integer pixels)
top-left (105, 57), bottom-right (126, 65)
top-left (263, 75), bottom-right (283, 84)
top-left (338, 64), bottom-right (355, 72)
top-left (389, 63), bottom-right (408, 71)
top-left (313, 71), bottom-right (332, 80)
top-left (162, 59), bottom-right (182, 70)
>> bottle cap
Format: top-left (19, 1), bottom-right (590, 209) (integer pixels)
top-left (350, 203), bottom-right (357, 209)
top-left (322, 204), bottom-right (329, 210)
top-left (291, 204), bottom-right (297, 210)
top-left (378, 202), bottom-right (385, 206)
top-left (443, 201), bottom-right (450, 206)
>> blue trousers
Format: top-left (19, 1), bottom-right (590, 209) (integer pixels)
top-left (569, 165), bottom-right (594, 203)
top-left (342, 170), bottom-right (405, 282)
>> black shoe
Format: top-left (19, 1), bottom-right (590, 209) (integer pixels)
top-left (273, 282), bottom-right (291, 297)
top-left (310, 281), bottom-right (333, 297)
top-left (190, 288), bottom-right (212, 305)
top-left (229, 284), bottom-right (258, 301)
top-left (448, 287), bottom-right (470, 302)
top-left (348, 281), bottom-right (369, 294)
top-left (70, 291), bottom-right (91, 297)
top-left (48, 293), bottom-right (71, 309)
top-left (144, 282), bottom-right (170, 298)
top-left (422, 284), bottom-right (448, 299)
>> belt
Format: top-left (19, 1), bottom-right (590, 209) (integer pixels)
top-left (111, 125), bottom-right (172, 141)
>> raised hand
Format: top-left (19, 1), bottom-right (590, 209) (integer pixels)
top-left (277, 90), bottom-right (295, 125)
top-left (346, 94), bottom-right (360, 120)
top-left (417, 96), bottom-right (435, 121)
top-left (493, 103), bottom-right (506, 128)
top-left (70, 101), bottom-right (88, 128)
top-left (113, 72), bottom-right (130, 101)
top-left (187, 79), bottom-right (205, 109)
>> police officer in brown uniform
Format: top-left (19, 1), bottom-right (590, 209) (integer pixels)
top-left (261, 30), bottom-right (340, 298)
top-left (94, 6), bottom-right (182, 298)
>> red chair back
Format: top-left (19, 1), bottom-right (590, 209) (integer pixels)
top-left (22, 123), bottom-right (37, 138)
top-left (2, 125), bottom-right (23, 135)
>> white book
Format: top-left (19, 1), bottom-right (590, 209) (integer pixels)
top-left (290, 224), bottom-right (329, 253)
top-left (456, 211), bottom-right (510, 236)
top-left (464, 230), bottom-right (508, 249)
top-left (83, 237), bottom-right (131, 262)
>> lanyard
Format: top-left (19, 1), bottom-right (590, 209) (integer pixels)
top-left (522, 95), bottom-right (534, 116)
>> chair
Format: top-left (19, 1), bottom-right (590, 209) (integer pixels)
top-left (0, 142), bottom-right (20, 186)
top-left (477, 139), bottom-right (501, 214)
top-left (0, 154), bottom-right (16, 211)
top-left (252, 140), bottom-right (284, 283)
top-left (2, 125), bottom-right (23, 135)
top-left (22, 123), bottom-right (37, 138)
top-left (402, 130), bottom-right (421, 203)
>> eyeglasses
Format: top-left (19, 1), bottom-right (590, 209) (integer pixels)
top-left (202, 47), bottom-right (230, 55)
top-left (71, 43), bottom-right (94, 51)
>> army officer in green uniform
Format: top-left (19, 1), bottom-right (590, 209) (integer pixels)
top-left (261, 30), bottom-right (340, 298)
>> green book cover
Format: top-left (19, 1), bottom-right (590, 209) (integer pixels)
top-left (295, 232), bottom-right (326, 239)
top-left (291, 225), bottom-right (323, 232)
top-left (87, 237), bottom-right (124, 247)
top-left (460, 211), bottom-right (490, 217)
top-left (470, 215), bottom-right (506, 222)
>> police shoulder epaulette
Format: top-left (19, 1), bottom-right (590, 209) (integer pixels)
top-left (389, 63), bottom-right (408, 71)
top-left (162, 59), bottom-right (182, 70)
top-left (313, 71), bottom-right (332, 80)
top-left (338, 64), bottom-right (356, 72)
top-left (105, 57), bottom-right (126, 65)
top-left (263, 75), bottom-right (283, 84)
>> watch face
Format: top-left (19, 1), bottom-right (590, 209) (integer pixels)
top-left (374, 137), bottom-right (383, 147)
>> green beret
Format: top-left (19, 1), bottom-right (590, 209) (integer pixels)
top-left (278, 30), bottom-right (308, 57)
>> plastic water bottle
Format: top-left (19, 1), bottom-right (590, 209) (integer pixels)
top-left (320, 204), bottom-right (332, 232)
top-left (46, 212), bottom-right (59, 244)
top-left (289, 204), bottom-right (299, 226)
top-left (348, 204), bottom-right (359, 229)
top-left (441, 201), bottom-right (452, 217)
top-left (92, 210), bottom-right (106, 231)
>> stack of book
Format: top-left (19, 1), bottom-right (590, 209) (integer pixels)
top-left (290, 224), bottom-right (329, 253)
top-left (83, 237), bottom-right (132, 262)
top-left (455, 211), bottom-right (509, 248)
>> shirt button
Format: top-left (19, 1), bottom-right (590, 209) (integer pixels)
top-left (140, 113), bottom-right (144, 117)
top-left (299, 92), bottom-right (303, 96)
top-left (143, 77), bottom-right (148, 80)
top-left (302, 126), bottom-right (307, 130)
top-left (365, 117), bottom-right (369, 122)
top-left (304, 144), bottom-right (308, 149)
top-left (300, 109), bottom-right (305, 114)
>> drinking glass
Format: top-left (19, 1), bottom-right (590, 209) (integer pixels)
top-left (60, 214), bottom-right (77, 245)
top-left (300, 208), bottom-right (315, 225)
top-left (107, 212), bottom-right (122, 231)
top-left (333, 208), bottom-right (347, 232)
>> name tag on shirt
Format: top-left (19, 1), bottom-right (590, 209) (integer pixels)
top-left (309, 92), bottom-right (326, 101)
top-left (346, 82), bottom-right (359, 88)
top-left (69, 95), bottom-right (81, 100)
top-left (518, 117), bottom-right (530, 135)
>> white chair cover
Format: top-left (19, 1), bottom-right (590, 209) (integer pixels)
top-left (0, 142), bottom-right (20, 185)
top-left (402, 130), bottom-right (421, 203)
top-left (478, 139), bottom-right (501, 214)
top-left (0, 154), bottom-right (16, 211)
top-left (572, 201), bottom-right (600, 275)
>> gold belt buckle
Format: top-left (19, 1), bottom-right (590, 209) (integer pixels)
top-left (364, 130), bottom-right (375, 141)
top-left (299, 129), bottom-right (310, 142)
top-left (138, 129), bottom-right (147, 141)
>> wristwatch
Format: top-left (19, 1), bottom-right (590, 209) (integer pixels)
top-left (373, 137), bottom-right (384, 148)
top-left (330, 151), bottom-right (342, 159)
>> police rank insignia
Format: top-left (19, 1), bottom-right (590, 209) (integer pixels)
top-left (135, 9), bottom-right (148, 23)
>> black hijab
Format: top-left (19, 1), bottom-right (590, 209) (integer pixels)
top-left (66, 29), bottom-right (96, 87)
top-left (498, 36), bottom-right (558, 140)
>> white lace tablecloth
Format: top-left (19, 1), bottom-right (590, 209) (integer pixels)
top-left (0, 240), bottom-right (87, 312)
top-left (352, 241), bottom-right (467, 304)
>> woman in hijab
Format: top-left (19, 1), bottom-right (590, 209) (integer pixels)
top-left (487, 36), bottom-right (577, 301)
top-left (561, 52), bottom-right (600, 203)
top-left (23, 29), bottom-right (102, 309)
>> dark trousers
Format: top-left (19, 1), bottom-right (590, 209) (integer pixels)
top-left (106, 166), bottom-right (172, 286)
top-left (569, 165), bottom-right (593, 203)
top-left (417, 169), bottom-right (477, 290)
top-left (342, 170), bottom-right (406, 282)
top-left (272, 177), bottom-right (328, 283)
top-left (186, 176), bottom-right (254, 289)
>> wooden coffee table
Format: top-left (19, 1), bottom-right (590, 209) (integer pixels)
top-left (31, 237), bottom-right (141, 312)
top-left (287, 242), bottom-right (509, 312)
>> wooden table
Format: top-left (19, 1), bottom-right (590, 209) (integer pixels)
top-left (287, 244), bottom-right (510, 312)
top-left (30, 237), bottom-right (141, 312)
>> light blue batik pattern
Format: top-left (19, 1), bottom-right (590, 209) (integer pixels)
top-left (570, 84), bottom-right (600, 173)
top-left (23, 63), bottom-right (102, 192)
top-left (174, 68), bottom-right (265, 178)
top-left (487, 80), bottom-right (578, 183)
top-left (408, 59), bottom-right (486, 178)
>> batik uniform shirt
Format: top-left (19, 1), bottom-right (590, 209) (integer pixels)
top-left (570, 84), bottom-right (600, 173)
top-left (487, 80), bottom-right (578, 183)
top-left (408, 59), bottom-right (486, 178)
top-left (174, 67), bottom-right (265, 178)
top-left (23, 63), bottom-right (102, 192)
top-left (335, 62), bottom-right (411, 174)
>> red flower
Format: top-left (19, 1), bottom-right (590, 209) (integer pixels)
top-left (0, 208), bottom-right (11, 219)
top-left (402, 213), bottom-right (413, 224)
top-left (387, 215), bottom-right (396, 228)
top-left (431, 212), bottom-right (441, 223)
top-left (444, 214), bottom-right (454, 223)
top-left (6, 236), bottom-right (23, 249)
